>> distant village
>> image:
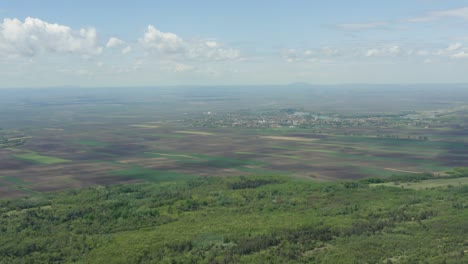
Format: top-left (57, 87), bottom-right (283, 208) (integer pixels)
top-left (184, 108), bottom-right (433, 130)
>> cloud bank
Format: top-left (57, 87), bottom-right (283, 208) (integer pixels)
top-left (0, 17), bottom-right (102, 56)
top-left (407, 7), bottom-right (468, 22)
top-left (140, 25), bottom-right (240, 60)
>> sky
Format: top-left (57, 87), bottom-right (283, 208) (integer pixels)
top-left (1, 0), bottom-right (468, 87)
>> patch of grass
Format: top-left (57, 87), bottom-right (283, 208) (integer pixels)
top-left (0, 176), bottom-right (35, 195)
top-left (150, 133), bottom-right (185, 139)
top-left (236, 151), bottom-right (303, 160)
top-left (14, 153), bottom-right (70, 165)
top-left (75, 140), bottom-right (110, 147)
top-left (111, 166), bottom-right (196, 182)
top-left (0, 176), bottom-right (29, 186)
top-left (356, 167), bottom-right (402, 177)
top-left (144, 152), bottom-right (199, 162)
top-left (145, 151), bottom-right (265, 168)
top-left (417, 163), bottom-right (451, 172)
top-left (271, 145), bottom-right (336, 154)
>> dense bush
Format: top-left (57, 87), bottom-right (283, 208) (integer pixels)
top-left (0, 176), bottom-right (467, 263)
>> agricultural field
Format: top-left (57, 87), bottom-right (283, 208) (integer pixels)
top-left (1, 85), bottom-right (468, 198)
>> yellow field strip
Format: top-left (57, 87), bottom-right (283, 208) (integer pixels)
top-left (259, 136), bottom-right (318, 142)
top-left (174, 131), bottom-right (214, 136)
top-left (384, 168), bottom-right (421, 174)
top-left (144, 152), bottom-right (199, 159)
top-left (129, 124), bottom-right (160, 128)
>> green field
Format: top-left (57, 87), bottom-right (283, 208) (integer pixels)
top-left (75, 140), bottom-right (110, 147)
top-left (112, 166), bottom-right (196, 182)
top-left (14, 153), bottom-right (70, 165)
top-left (0, 86), bottom-right (467, 196)
top-left (0, 176), bottom-right (29, 186)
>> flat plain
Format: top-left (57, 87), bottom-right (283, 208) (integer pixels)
top-left (1, 85), bottom-right (468, 198)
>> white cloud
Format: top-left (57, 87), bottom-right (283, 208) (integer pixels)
top-left (140, 24), bottom-right (240, 60)
top-left (0, 17), bottom-right (102, 57)
top-left (106, 37), bottom-right (125, 48)
top-left (283, 49), bottom-right (312, 62)
top-left (365, 46), bottom-right (401, 57)
top-left (164, 62), bottom-right (194, 72)
top-left (447, 43), bottom-right (462, 52)
top-left (303, 50), bottom-right (313, 56)
top-left (423, 59), bottom-right (433, 64)
top-left (283, 47), bottom-right (339, 63)
top-left (284, 43), bottom-right (468, 63)
top-left (106, 37), bottom-right (131, 55)
top-left (336, 21), bottom-right (387, 31)
top-left (366, 49), bottom-right (380, 57)
top-left (322, 47), bottom-right (339, 56)
top-left (451, 51), bottom-right (468, 59)
top-left (388, 46), bottom-right (401, 55)
top-left (416, 50), bottom-right (430, 56)
top-left (122, 46), bottom-right (132, 54)
top-left (205, 41), bottom-right (217, 48)
top-left (433, 43), bottom-right (466, 58)
top-left (141, 25), bottom-right (185, 53)
top-left (407, 7), bottom-right (468, 22)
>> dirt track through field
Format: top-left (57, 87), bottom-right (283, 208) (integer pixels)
top-left (260, 136), bottom-right (318, 142)
top-left (174, 131), bottom-right (214, 136)
top-left (384, 168), bottom-right (421, 174)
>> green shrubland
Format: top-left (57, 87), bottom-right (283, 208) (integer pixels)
top-left (1, 174), bottom-right (467, 263)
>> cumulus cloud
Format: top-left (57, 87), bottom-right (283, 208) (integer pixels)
top-left (433, 43), bottom-right (468, 58)
top-left (283, 47), bottom-right (339, 63)
top-left (162, 62), bottom-right (194, 73)
top-left (388, 46), bottom-right (401, 55)
top-left (447, 43), bottom-right (462, 52)
top-left (322, 46), bottom-right (339, 56)
top-left (283, 43), bottom-right (468, 63)
top-left (140, 25), bottom-right (240, 60)
top-left (451, 51), bottom-right (468, 59)
top-left (106, 37), bottom-right (125, 48)
top-left (141, 25), bottom-right (184, 53)
top-left (121, 46), bottom-right (132, 54)
top-left (365, 49), bottom-right (380, 57)
top-left (106, 37), bottom-right (131, 54)
top-left (407, 7), bottom-right (468, 22)
top-left (336, 21), bottom-right (387, 31)
top-left (365, 46), bottom-right (402, 57)
top-left (205, 41), bottom-right (218, 48)
top-left (0, 17), bottom-right (102, 57)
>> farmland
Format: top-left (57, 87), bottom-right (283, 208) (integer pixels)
top-left (1, 85), bottom-right (468, 198)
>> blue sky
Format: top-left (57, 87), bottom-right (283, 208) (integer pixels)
top-left (1, 0), bottom-right (468, 87)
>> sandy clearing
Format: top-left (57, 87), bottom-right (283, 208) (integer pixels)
top-left (145, 152), bottom-right (199, 159)
top-left (260, 136), bottom-right (318, 142)
top-left (174, 131), bottom-right (214, 136)
top-left (119, 157), bottom-right (168, 163)
top-left (8, 137), bottom-right (32, 141)
top-left (129, 124), bottom-right (160, 129)
top-left (43, 128), bottom-right (64, 131)
top-left (384, 168), bottom-right (421, 174)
